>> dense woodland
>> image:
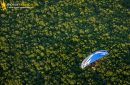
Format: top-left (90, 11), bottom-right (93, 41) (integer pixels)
top-left (0, 0), bottom-right (130, 84)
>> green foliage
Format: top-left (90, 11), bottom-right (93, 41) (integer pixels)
top-left (0, 0), bottom-right (130, 84)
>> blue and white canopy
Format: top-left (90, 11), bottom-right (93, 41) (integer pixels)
top-left (81, 50), bottom-right (109, 69)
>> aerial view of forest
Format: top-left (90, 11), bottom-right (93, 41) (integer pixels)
top-left (0, 0), bottom-right (130, 84)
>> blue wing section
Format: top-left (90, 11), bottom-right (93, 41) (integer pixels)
top-left (89, 50), bottom-right (108, 64)
top-left (81, 50), bottom-right (109, 69)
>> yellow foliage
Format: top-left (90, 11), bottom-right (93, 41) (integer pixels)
top-left (45, 0), bottom-right (48, 2)
top-left (1, 1), bottom-right (7, 10)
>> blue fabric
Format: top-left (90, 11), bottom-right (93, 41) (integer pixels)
top-left (81, 50), bottom-right (109, 69)
top-left (89, 50), bottom-right (108, 64)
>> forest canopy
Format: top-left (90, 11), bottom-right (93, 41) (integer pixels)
top-left (0, 0), bottom-right (130, 84)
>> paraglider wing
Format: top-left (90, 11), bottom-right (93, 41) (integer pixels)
top-left (81, 50), bottom-right (109, 69)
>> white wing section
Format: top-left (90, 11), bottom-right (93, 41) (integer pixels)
top-left (81, 54), bottom-right (93, 69)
